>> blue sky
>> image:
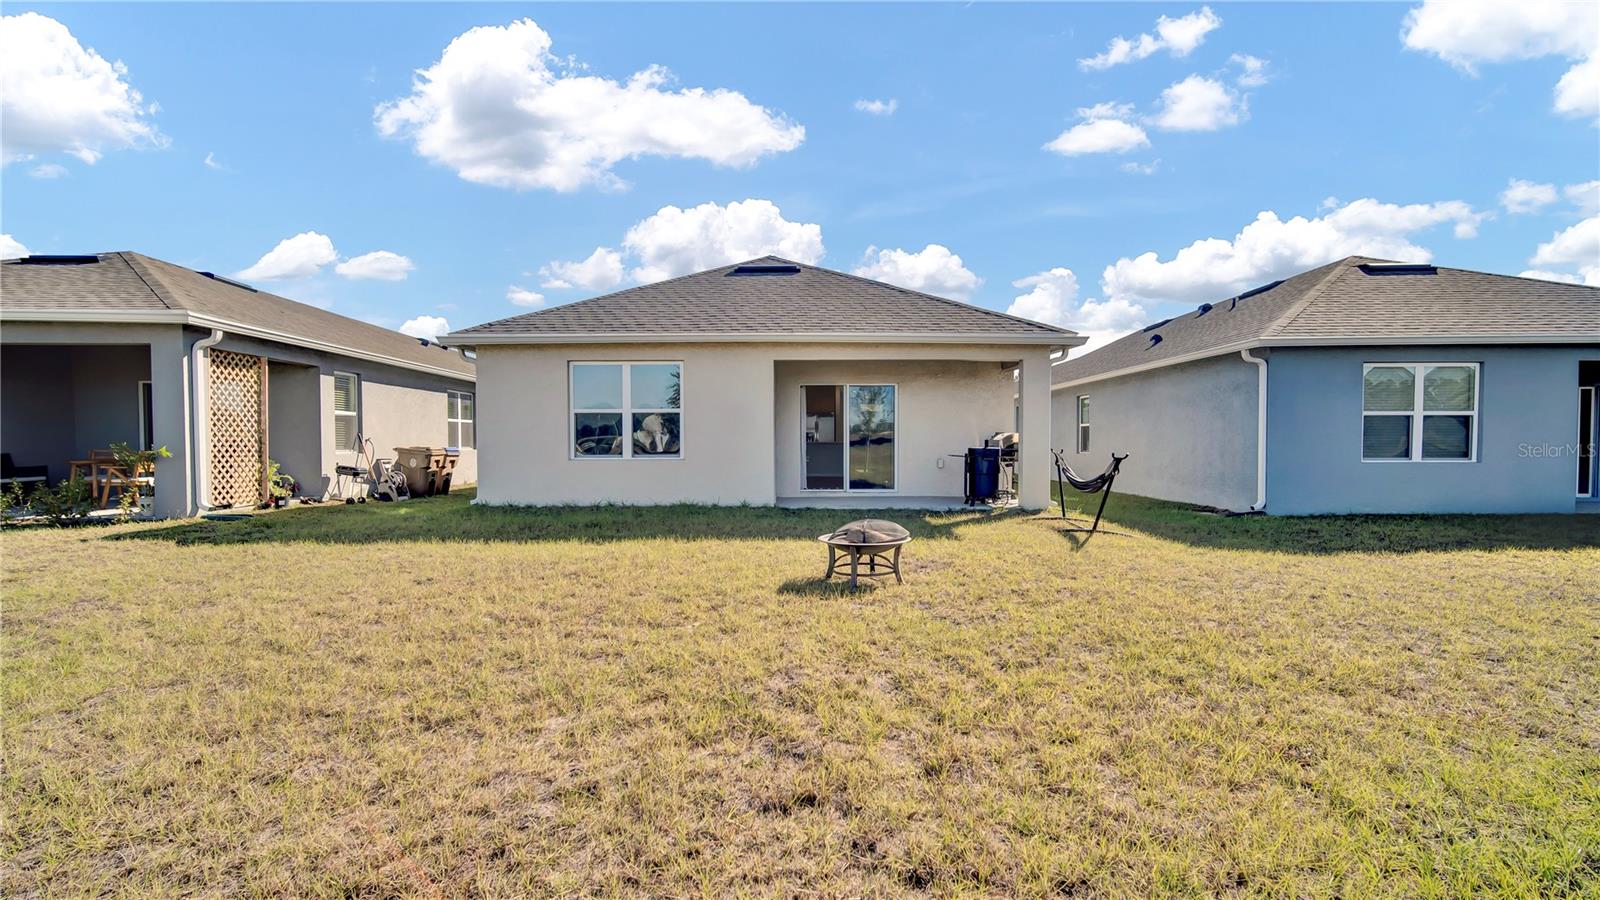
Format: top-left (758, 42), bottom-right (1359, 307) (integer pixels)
top-left (2, 2), bottom-right (1596, 351)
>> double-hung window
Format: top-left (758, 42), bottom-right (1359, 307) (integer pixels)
top-left (333, 371), bottom-right (360, 453)
top-left (1075, 395), bottom-right (1091, 453)
top-left (447, 390), bottom-right (475, 449)
top-left (1361, 363), bottom-right (1478, 462)
top-left (570, 362), bottom-right (682, 459)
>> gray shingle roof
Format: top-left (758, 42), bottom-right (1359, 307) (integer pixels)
top-left (450, 257), bottom-right (1078, 342)
top-left (1, 251), bottom-right (474, 378)
top-left (1052, 256), bottom-right (1600, 386)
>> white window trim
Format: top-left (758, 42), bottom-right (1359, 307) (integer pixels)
top-left (569, 361), bottom-right (683, 460)
top-left (333, 371), bottom-right (361, 456)
top-left (1076, 394), bottom-right (1090, 454)
top-left (1360, 362), bottom-right (1479, 463)
top-left (798, 382), bottom-right (899, 493)
top-left (447, 389), bottom-right (475, 450)
top-left (137, 380), bottom-right (153, 451)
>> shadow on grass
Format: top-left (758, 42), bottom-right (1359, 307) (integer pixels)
top-left (775, 576), bottom-right (886, 597)
top-left (110, 488), bottom-right (1019, 548)
top-left (1051, 487), bottom-right (1600, 554)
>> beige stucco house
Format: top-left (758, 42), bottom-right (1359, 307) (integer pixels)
top-left (445, 258), bottom-right (1082, 510)
top-left (1, 252), bottom-right (477, 516)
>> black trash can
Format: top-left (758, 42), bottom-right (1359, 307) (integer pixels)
top-left (966, 446), bottom-right (1001, 504)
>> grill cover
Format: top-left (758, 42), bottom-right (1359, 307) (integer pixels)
top-left (829, 519), bottom-right (910, 544)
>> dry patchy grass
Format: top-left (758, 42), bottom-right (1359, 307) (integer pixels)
top-left (3, 490), bottom-right (1598, 897)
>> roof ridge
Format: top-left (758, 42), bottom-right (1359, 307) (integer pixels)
top-left (113, 251), bottom-right (181, 310)
top-left (1259, 256), bottom-right (1367, 338)
top-left (798, 258), bottom-right (1078, 335)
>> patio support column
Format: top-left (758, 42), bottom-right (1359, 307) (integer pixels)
top-left (149, 328), bottom-right (193, 518)
top-left (1017, 349), bottom-right (1052, 511)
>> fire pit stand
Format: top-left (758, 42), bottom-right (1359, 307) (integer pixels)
top-left (817, 519), bottom-right (912, 588)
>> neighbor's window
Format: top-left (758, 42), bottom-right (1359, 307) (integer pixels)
top-left (570, 362), bottom-right (681, 458)
top-left (447, 390), bottom-right (475, 449)
top-left (333, 371), bottom-right (360, 453)
top-left (1076, 395), bottom-right (1091, 453)
top-left (1362, 363), bottom-right (1478, 462)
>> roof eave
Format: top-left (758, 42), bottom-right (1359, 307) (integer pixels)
top-left (1050, 332), bottom-right (1600, 390)
top-left (1, 307), bottom-right (476, 382)
top-left (443, 330), bottom-right (1084, 349)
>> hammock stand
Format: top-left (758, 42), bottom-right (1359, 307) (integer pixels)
top-left (1052, 451), bottom-right (1129, 535)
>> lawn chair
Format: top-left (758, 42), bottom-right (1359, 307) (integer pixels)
top-left (1052, 451), bottom-right (1129, 535)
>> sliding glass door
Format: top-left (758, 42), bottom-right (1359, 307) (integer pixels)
top-left (802, 384), bottom-right (895, 491)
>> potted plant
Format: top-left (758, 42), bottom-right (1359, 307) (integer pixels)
top-left (264, 459), bottom-right (297, 508)
top-left (108, 442), bottom-right (172, 517)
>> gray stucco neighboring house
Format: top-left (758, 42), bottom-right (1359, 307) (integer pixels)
top-left (1, 251), bottom-right (477, 516)
top-left (1051, 256), bottom-right (1600, 515)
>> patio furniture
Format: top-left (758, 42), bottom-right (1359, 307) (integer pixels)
top-left (818, 518), bottom-right (911, 588)
top-left (0, 453), bottom-right (49, 489)
top-left (97, 460), bottom-right (156, 510)
top-left (68, 450), bottom-right (119, 505)
top-left (1052, 451), bottom-right (1129, 535)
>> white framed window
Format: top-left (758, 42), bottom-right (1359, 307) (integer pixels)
top-left (447, 390), bottom-right (475, 449)
top-left (1361, 363), bottom-right (1478, 462)
top-left (570, 361), bottom-right (681, 459)
top-left (1076, 395), bottom-right (1091, 453)
top-left (333, 371), bottom-right (360, 454)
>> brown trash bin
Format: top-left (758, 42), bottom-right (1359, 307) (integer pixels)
top-left (437, 449), bottom-right (459, 495)
top-left (394, 446), bottom-right (446, 497)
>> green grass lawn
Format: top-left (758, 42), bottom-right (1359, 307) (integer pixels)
top-left (4, 489), bottom-right (1598, 896)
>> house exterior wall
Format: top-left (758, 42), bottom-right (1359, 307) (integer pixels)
top-left (1266, 344), bottom-right (1600, 515)
top-left (1051, 353), bottom-right (1259, 511)
top-left (0, 323), bottom-right (193, 516)
top-left (473, 341), bottom-right (1051, 507)
top-left (266, 361), bottom-right (323, 497)
top-left (773, 359), bottom-right (1015, 500)
top-left (211, 332), bottom-right (477, 495)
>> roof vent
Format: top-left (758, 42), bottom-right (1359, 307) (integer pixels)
top-left (199, 271), bottom-right (258, 292)
top-left (728, 263), bottom-right (800, 276)
top-left (1148, 334), bottom-right (1164, 347)
top-left (1359, 263), bottom-right (1437, 276)
top-left (1141, 317), bottom-right (1173, 333)
top-left (15, 255), bottom-right (100, 265)
top-left (1194, 302), bottom-right (1214, 317)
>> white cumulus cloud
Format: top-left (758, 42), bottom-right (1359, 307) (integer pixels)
top-left (854, 98), bottom-right (898, 115)
top-left (1401, 0), bottom-right (1599, 121)
top-left (540, 246), bottom-right (625, 291)
top-left (1007, 267), bottom-right (1146, 352)
top-left (29, 163), bottom-right (68, 179)
top-left (0, 13), bottom-right (163, 167)
top-left (1150, 75), bottom-right (1245, 131)
top-left (1, 234), bottom-right (29, 258)
top-left (506, 285), bottom-right (545, 307)
top-left (1518, 268), bottom-right (1599, 286)
top-left (1500, 178), bottom-right (1559, 213)
top-left (623, 199), bottom-right (824, 283)
top-left (1528, 215), bottom-right (1600, 287)
top-left (1101, 197), bottom-right (1487, 305)
top-left (1229, 53), bottom-right (1271, 87)
top-left (236, 232), bottom-right (339, 281)
top-left (852, 244), bottom-right (981, 300)
top-left (1045, 102), bottom-right (1151, 156)
top-left (334, 250), bottom-right (415, 281)
top-left (1079, 7), bottom-right (1222, 71)
top-left (374, 18), bottom-right (804, 192)
top-left (399, 315), bottom-right (451, 342)
top-left (1565, 180), bottom-right (1600, 215)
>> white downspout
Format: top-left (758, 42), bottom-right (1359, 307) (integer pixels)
top-left (1241, 349), bottom-right (1267, 512)
top-left (190, 329), bottom-right (225, 512)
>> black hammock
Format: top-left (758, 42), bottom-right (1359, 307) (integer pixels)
top-left (1051, 451), bottom-right (1129, 534)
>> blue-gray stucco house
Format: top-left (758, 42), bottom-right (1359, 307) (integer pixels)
top-left (1050, 257), bottom-right (1600, 515)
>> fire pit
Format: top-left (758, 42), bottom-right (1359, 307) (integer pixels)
top-left (817, 518), bottom-right (911, 588)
